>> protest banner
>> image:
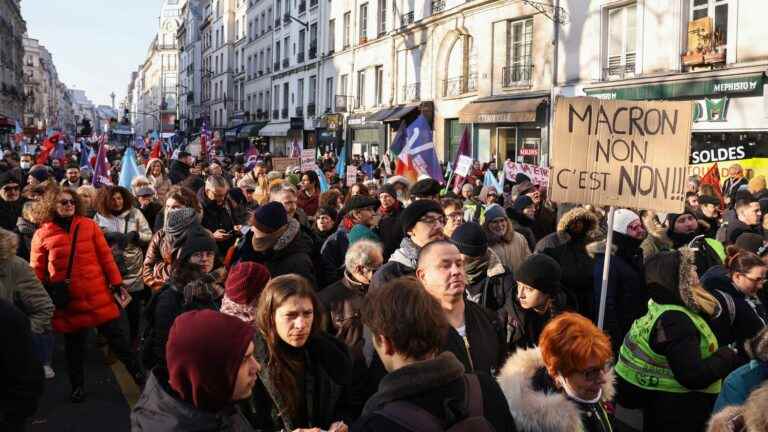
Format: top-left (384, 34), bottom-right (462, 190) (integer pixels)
top-left (504, 161), bottom-right (550, 188)
top-left (301, 149), bottom-right (318, 172)
top-left (454, 155), bottom-right (473, 177)
top-left (271, 157), bottom-right (300, 172)
top-left (550, 96), bottom-right (693, 213)
top-left (346, 166), bottom-right (358, 186)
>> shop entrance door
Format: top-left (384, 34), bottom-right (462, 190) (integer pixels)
top-left (497, 127), bottom-right (516, 163)
top-left (519, 128), bottom-right (541, 165)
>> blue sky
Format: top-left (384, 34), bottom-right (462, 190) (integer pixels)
top-left (22, 1), bottom-right (162, 107)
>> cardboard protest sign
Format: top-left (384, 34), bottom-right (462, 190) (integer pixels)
top-left (504, 161), bottom-right (550, 188)
top-left (301, 149), bottom-right (317, 172)
top-left (550, 97), bottom-right (692, 213)
top-left (455, 155), bottom-right (473, 177)
top-left (346, 166), bottom-right (358, 186)
top-left (272, 157), bottom-right (300, 172)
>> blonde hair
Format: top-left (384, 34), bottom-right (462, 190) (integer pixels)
top-left (692, 283), bottom-right (719, 317)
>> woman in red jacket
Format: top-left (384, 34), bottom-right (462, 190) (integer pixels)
top-left (297, 170), bottom-right (321, 217)
top-left (30, 187), bottom-right (144, 403)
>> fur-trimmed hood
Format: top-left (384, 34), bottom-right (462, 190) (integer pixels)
top-left (0, 227), bottom-right (18, 262)
top-left (746, 327), bottom-right (768, 363)
top-left (707, 381), bottom-right (768, 432)
top-left (644, 215), bottom-right (673, 247)
top-left (554, 207), bottom-right (603, 244)
top-left (497, 347), bottom-right (615, 432)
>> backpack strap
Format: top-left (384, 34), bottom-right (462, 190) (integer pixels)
top-left (464, 374), bottom-right (484, 417)
top-left (714, 289), bottom-right (736, 325)
top-left (375, 401), bottom-right (444, 432)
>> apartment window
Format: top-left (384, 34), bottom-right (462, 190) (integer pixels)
top-left (374, 66), bottom-right (383, 105)
top-left (378, 0), bottom-right (386, 35)
top-left (298, 78), bottom-right (304, 112)
top-left (299, 29), bottom-right (306, 59)
top-left (692, 0), bottom-right (729, 44)
top-left (606, 3), bottom-right (636, 78)
top-left (325, 77), bottom-right (334, 110)
top-left (282, 83), bottom-right (289, 112)
top-left (310, 23), bottom-right (318, 58)
top-left (274, 85), bottom-right (280, 116)
top-left (266, 48), bottom-right (272, 71)
top-left (275, 42), bottom-right (281, 63)
top-left (343, 12), bottom-right (351, 48)
top-left (340, 74), bottom-right (348, 96)
top-left (505, 18), bottom-right (533, 85)
top-left (309, 75), bottom-right (316, 103)
top-left (359, 3), bottom-right (368, 42)
top-left (284, 37), bottom-right (289, 58)
top-left (356, 70), bottom-right (366, 108)
top-left (328, 19), bottom-right (336, 52)
top-left (276, 0), bottom-right (282, 19)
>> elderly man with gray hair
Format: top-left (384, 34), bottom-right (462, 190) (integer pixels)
top-left (200, 175), bottom-right (239, 256)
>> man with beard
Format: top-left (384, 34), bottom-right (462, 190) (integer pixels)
top-left (589, 209), bottom-right (648, 353)
top-left (666, 211), bottom-right (724, 276)
top-left (698, 194), bottom-right (721, 238)
top-left (0, 173), bottom-right (24, 231)
top-left (371, 200), bottom-right (445, 290)
top-left (415, 241), bottom-right (506, 375)
top-left (60, 165), bottom-right (85, 188)
top-left (725, 195), bottom-right (763, 245)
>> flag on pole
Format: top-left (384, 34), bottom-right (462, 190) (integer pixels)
top-left (80, 144), bottom-right (94, 170)
top-left (36, 132), bottom-right (61, 165)
top-left (51, 139), bottom-right (66, 161)
top-left (314, 165), bottom-right (330, 193)
top-left (483, 169), bottom-right (503, 193)
top-left (150, 139), bottom-right (163, 159)
top-left (335, 146), bottom-right (347, 179)
top-left (13, 120), bottom-right (23, 148)
top-left (701, 163), bottom-right (724, 209)
top-left (92, 140), bottom-right (112, 187)
top-left (134, 136), bottom-right (146, 150)
top-left (395, 115), bottom-right (443, 183)
top-left (389, 121), bottom-right (418, 183)
top-left (289, 135), bottom-right (302, 158)
top-left (119, 148), bottom-right (144, 188)
top-left (200, 122), bottom-right (210, 161)
top-left (451, 127), bottom-right (471, 193)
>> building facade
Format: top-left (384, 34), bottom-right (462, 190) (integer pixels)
top-left (0, 0), bottom-right (27, 129)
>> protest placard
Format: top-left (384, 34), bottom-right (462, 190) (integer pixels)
top-left (301, 149), bottom-right (317, 172)
top-left (346, 166), bottom-right (358, 186)
top-left (550, 97), bottom-right (693, 213)
top-left (504, 161), bottom-right (550, 188)
top-left (454, 155), bottom-right (473, 177)
top-left (271, 157), bottom-right (300, 172)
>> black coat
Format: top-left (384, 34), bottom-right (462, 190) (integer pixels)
top-left (542, 239), bottom-right (596, 317)
top-left (199, 190), bottom-right (238, 256)
top-left (168, 160), bottom-right (191, 185)
top-left (376, 205), bottom-right (404, 261)
top-left (443, 301), bottom-right (507, 376)
top-left (0, 199), bottom-right (23, 232)
top-left (725, 217), bottom-right (763, 245)
top-left (320, 227), bottom-right (349, 287)
top-left (138, 201), bottom-right (163, 234)
top-left (0, 298), bottom-right (44, 431)
top-left (242, 333), bottom-right (352, 431)
top-left (351, 352), bottom-right (515, 432)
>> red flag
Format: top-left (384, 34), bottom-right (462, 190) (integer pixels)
top-left (36, 132), bottom-right (61, 165)
top-left (200, 133), bottom-right (208, 162)
top-left (701, 163), bottom-right (724, 208)
top-left (150, 139), bottom-right (162, 159)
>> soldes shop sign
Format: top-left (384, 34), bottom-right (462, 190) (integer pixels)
top-left (690, 145), bottom-right (747, 164)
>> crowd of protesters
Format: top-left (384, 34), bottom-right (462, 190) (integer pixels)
top-left (1, 137), bottom-right (768, 432)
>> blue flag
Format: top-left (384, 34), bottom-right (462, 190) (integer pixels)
top-left (484, 169), bottom-right (503, 193)
top-left (335, 146), bottom-right (346, 179)
top-left (404, 115), bottom-right (443, 182)
top-left (79, 144), bottom-right (94, 170)
top-left (314, 166), bottom-right (330, 193)
top-left (119, 147), bottom-right (144, 189)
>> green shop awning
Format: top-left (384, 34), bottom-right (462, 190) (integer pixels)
top-left (584, 74), bottom-right (764, 100)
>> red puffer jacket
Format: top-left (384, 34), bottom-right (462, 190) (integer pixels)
top-left (30, 216), bottom-right (123, 333)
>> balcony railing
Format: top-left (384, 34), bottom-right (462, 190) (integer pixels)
top-left (295, 106), bottom-right (303, 116)
top-left (400, 11), bottom-right (414, 27)
top-left (282, 58), bottom-right (289, 68)
top-left (307, 102), bottom-right (316, 116)
top-left (604, 54), bottom-right (636, 80)
top-left (359, 35), bottom-right (368, 44)
top-left (281, 107), bottom-right (289, 118)
top-left (283, 14), bottom-right (291, 24)
top-left (157, 44), bottom-right (178, 50)
top-left (297, 51), bottom-right (305, 63)
top-left (442, 73), bottom-right (477, 97)
top-left (258, 70), bottom-right (263, 76)
top-left (273, 109), bottom-right (279, 119)
top-left (310, 0), bottom-right (318, 7)
top-left (299, 0), bottom-right (306, 12)
top-left (187, 92), bottom-right (195, 102)
top-left (502, 64), bottom-right (533, 86)
top-left (309, 43), bottom-right (317, 59)
top-left (275, 19), bottom-right (281, 28)
top-left (402, 83), bottom-right (420, 102)
top-left (274, 61), bottom-right (281, 71)
top-left (431, 0), bottom-right (445, 14)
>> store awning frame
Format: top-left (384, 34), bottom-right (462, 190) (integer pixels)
top-left (459, 96), bottom-right (547, 124)
top-left (259, 122), bottom-right (291, 137)
top-left (382, 104), bottom-right (419, 123)
top-left (368, 106), bottom-right (400, 122)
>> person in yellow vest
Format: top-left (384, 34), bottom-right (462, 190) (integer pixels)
top-left (615, 247), bottom-right (742, 432)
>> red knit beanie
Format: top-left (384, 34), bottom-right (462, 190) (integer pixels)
top-left (225, 262), bottom-right (271, 305)
top-left (166, 310), bottom-right (255, 412)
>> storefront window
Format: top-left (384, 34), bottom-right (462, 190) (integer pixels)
top-left (445, 119), bottom-right (463, 161)
top-left (689, 132), bottom-right (768, 178)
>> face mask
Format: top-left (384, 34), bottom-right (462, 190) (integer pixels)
top-left (20, 162), bottom-right (30, 169)
top-left (557, 374), bottom-right (602, 404)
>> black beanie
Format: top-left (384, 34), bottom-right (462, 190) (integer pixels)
top-left (515, 254), bottom-right (562, 296)
top-left (378, 183), bottom-right (398, 200)
top-left (450, 222), bottom-right (488, 257)
top-left (179, 226), bottom-right (218, 262)
top-left (512, 195), bottom-right (534, 212)
top-left (400, 199), bottom-right (443, 234)
top-left (666, 211), bottom-right (696, 234)
top-left (410, 178), bottom-right (442, 198)
top-left (253, 202), bottom-right (288, 233)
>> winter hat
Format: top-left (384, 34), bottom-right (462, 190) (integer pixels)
top-left (225, 262), bottom-right (271, 305)
top-left (410, 178), bottom-right (442, 198)
top-left (29, 166), bottom-right (50, 183)
top-left (253, 201), bottom-right (288, 234)
top-left (166, 207), bottom-right (198, 232)
top-left (342, 195), bottom-right (380, 215)
top-left (612, 209), bottom-right (640, 235)
top-left (0, 171), bottom-right (20, 188)
top-left (512, 195), bottom-right (534, 213)
top-left (135, 186), bottom-right (156, 197)
top-left (286, 173), bottom-right (300, 186)
top-left (348, 224), bottom-right (381, 245)
top-left (515, 181), bottom-right (536, 196)
top-left (237, 175), bottom-right (258, 190)
top-left (699, 194), bottom-right (720, 206)
top-left (450, 222), bottom-right (488, 258)
top-left (377, 183), bottom-right (397, 200)
top-left (514, 173), bottom-right (531, 185)
top-left (665, 211), bottom-right (696, 231)
top-left (516, 254), bottom-right (562, 296)
top-left (399, 199), bottom-right (443, 234)
top-left (484, 204), bottom-right (506, 222)
top-left (266, 171), bottom-right (283, 182)
top-left (178, 225), bottom-right (218, 262)
top-left (734, 232), bottom-right (765, 255)
top-left (166, 309), bottom-right (254, 412)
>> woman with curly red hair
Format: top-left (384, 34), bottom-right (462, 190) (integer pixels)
top-left (498, 312), bottom-right (615, 431)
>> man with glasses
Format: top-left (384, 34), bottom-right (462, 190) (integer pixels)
top-left (0, 172), bottom-right (24, 231)
top-left (201, 175), bottom-right (238, 256)
top-left (441, 198), bottom-right (465, 238)
top-left (372, 200), bottom-right (446, 290)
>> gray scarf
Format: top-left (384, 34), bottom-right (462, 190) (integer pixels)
top-left (165, 207), bottom-right (198, 249)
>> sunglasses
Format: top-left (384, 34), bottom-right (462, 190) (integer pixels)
top-left (58, 199), bottom-right (76, 206)
top-left (2, 185), bottom-right (19, 192)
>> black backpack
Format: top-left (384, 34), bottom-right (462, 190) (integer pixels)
top-left (374, 374), bottom-right (496, 432)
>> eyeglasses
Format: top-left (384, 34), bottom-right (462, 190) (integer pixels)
top-left (419, 216), bottom-right (446, 226)
top-left (58, 199), bottom-right (76, 206)
top-left (741, 274), bottom-right (767, 284)
top-left (578, 363), bottom-right (613, 382)
top-left (2, 185), bottom-right (19, 192)
top-left (446, 212), bottom-right (464, 221)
